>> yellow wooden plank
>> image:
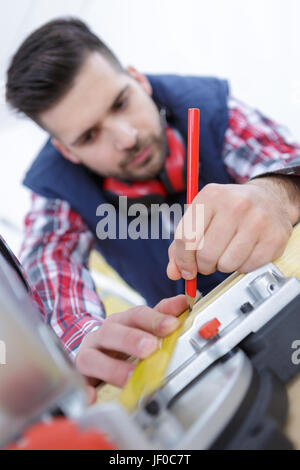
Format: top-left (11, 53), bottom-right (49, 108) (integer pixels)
top-left (97, 224), bottom-right (300, 413)
top-left (273, 223), bottom-right (300, 280)
top-left (119, 310), bottom-right (189, 413)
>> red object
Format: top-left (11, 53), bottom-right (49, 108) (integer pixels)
top-left (186, 109), bottom-right (200, 300)
top-left (164, 128), bottom-right (186, 192)
top-left (7, 418), bottom-right (117, 451)
top-left (198, 318), bottom-right (221, 340)
top-left (104, 127), bottom-right (186, 199)
top-left (23, 102), bottom-right (300, 358)
top-left (104, 178), bottom-right (168, 199)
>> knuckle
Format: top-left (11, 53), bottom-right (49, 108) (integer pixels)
top-left (202, 183), bottom-right (221, 198)
top-left (239, 261), bottom-right (254, 274)
top-left (151, 314), bottom-right (164, 332)
top-left (217, 248), bottom-right (239, 273)
top-left (126, 328), bottom-right (142, 348)
top-left (175, 255), bottom-right (189, 270)
top-left (201, 266), bottom-right (216, 275)
top-left (232, 196), bottom-right (252, 216)
top-left (251, 208), bottom-right (268, 229)
top-left (76, 348), bottom-right (91, 372)
top-left (196, 250), bottom-right (216, 269)
top-left (217, 258), bottom-right (233, 273)
top-left (126, 307), bottom-right (139, 323)
top-left (96, 321), bottom-right (114, 344)
top-left (131, 305), bottom-right (151, 322)
top-left (155, 298), bottom-right (168, 311)
top-left (177, 230), bottom-right (196, 248)
top-left (178, 260), bottom-right (195, 274)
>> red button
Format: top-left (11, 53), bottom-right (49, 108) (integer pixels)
top-left (198, 318), bottom-right (221, 339)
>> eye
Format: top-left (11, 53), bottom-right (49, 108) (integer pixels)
top-left (82, 128), bottom-right (99, 145)
top-left (113, 95), bottom-right (128, 111)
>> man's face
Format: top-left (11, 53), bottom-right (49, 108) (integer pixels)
top-left (40, 52), bottom-right (167, 181)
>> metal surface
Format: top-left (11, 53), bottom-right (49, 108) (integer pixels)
top-left (135, 350), bottom-right (253, 449)
top-left (0, 250), bottom-right (87, 447)
top-left (164, 264), bottom-right (300, 406)
top-left (169, 263), bottom-right (287, 375)
top-left (0, 235), bottom-right (298, 450)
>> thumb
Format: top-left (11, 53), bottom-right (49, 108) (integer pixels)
top-left (155, 294), bottom-right (188, 317)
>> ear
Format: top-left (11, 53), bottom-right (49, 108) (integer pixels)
top-left (127, 66), bottom-right (152, 96)
top-left (51, 138), bottom-right (80, 165)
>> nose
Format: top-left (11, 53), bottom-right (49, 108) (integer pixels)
top-left (113, 120), bottom-right (138, 151)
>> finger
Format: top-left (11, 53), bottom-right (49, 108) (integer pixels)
top-left (91, 322), bottom-right (160, 359)
top-left (107, 305), bottom-right (181, 337)
top-left (166, 258), bottom-right (182, 280)
top-left (86, 385), bottom-right (98, 406)
top-left (217, 225), bottom-right (260, 273)
top-left (76, 347), bottom-right (135, 388)
top-left (167, 243), bottom-right (182, 280)
top-left (174, 193), bottom-right (213, 279)
top-left (238, 230), bottom-right (288, 273)
top-left (173, 223), bottom-right (199, 280)
top-left (195, 211), bottom-right (237, 275)
top-left (216, 208), bottom-right (263, 273)
top-left (218, 208), bottom-right (287, 273)
top-left (154, 295), bottom-right (188, 316)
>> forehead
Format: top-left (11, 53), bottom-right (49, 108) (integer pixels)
top-left (40, 52), bottom-right (129, 141)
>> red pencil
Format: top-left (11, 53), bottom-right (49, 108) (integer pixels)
top-left (186, 108), bottom-right (200, 310)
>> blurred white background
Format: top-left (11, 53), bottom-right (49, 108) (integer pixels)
top-left (0, 0), bottom-right (300, 253)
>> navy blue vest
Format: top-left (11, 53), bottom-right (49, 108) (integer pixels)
top-left (23, 74), bottom-right (233, 307)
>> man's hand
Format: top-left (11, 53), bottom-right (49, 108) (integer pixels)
top-left (76, 295), bottom-right (187, 390)
top-left (167, 177), bottom-right (300, 281)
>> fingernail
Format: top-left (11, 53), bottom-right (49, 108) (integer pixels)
top-left (138, 337), bottom-right (158, 357)
top-left (160, 316), bottom-right (180, 332)
top-left (181, 270), bottom-right (194, 280)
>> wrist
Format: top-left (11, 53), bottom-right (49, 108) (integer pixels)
top-left (247, 175), bottom-right (300, 225)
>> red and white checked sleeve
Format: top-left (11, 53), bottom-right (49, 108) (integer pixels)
top-left (223, 97), bottom-right (300, 182)
top-left (20, 194), bottom-right (105, 359)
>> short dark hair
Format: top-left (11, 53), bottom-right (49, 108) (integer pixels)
top-left (6, 17), bottom-right (123, 122)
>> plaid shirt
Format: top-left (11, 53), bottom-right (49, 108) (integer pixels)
top-left (20, 97), bottom-right (300, 358)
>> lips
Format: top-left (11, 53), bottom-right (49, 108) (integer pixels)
top-left (127, 145), bottom-right (152, 168)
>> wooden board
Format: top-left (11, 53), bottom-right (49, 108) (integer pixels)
top-left (97, 224), bottom-right (300, 448)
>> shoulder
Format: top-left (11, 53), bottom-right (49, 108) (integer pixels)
top-left (147, 74), bottom-right (229, 106)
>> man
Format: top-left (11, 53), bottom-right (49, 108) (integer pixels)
top-left (6, 18), bottom-right (300, 390)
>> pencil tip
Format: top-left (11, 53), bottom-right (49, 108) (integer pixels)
top-left (186, 294), bottom-right (195, 311)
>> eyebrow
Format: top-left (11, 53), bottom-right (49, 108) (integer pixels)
top-left (71, 85), bottom-right (130, 146)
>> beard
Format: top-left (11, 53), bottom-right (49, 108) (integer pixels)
top-left (108, 116), bottom-right (168, 182)
top-left (70, 115), bottom-right (168, 182)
